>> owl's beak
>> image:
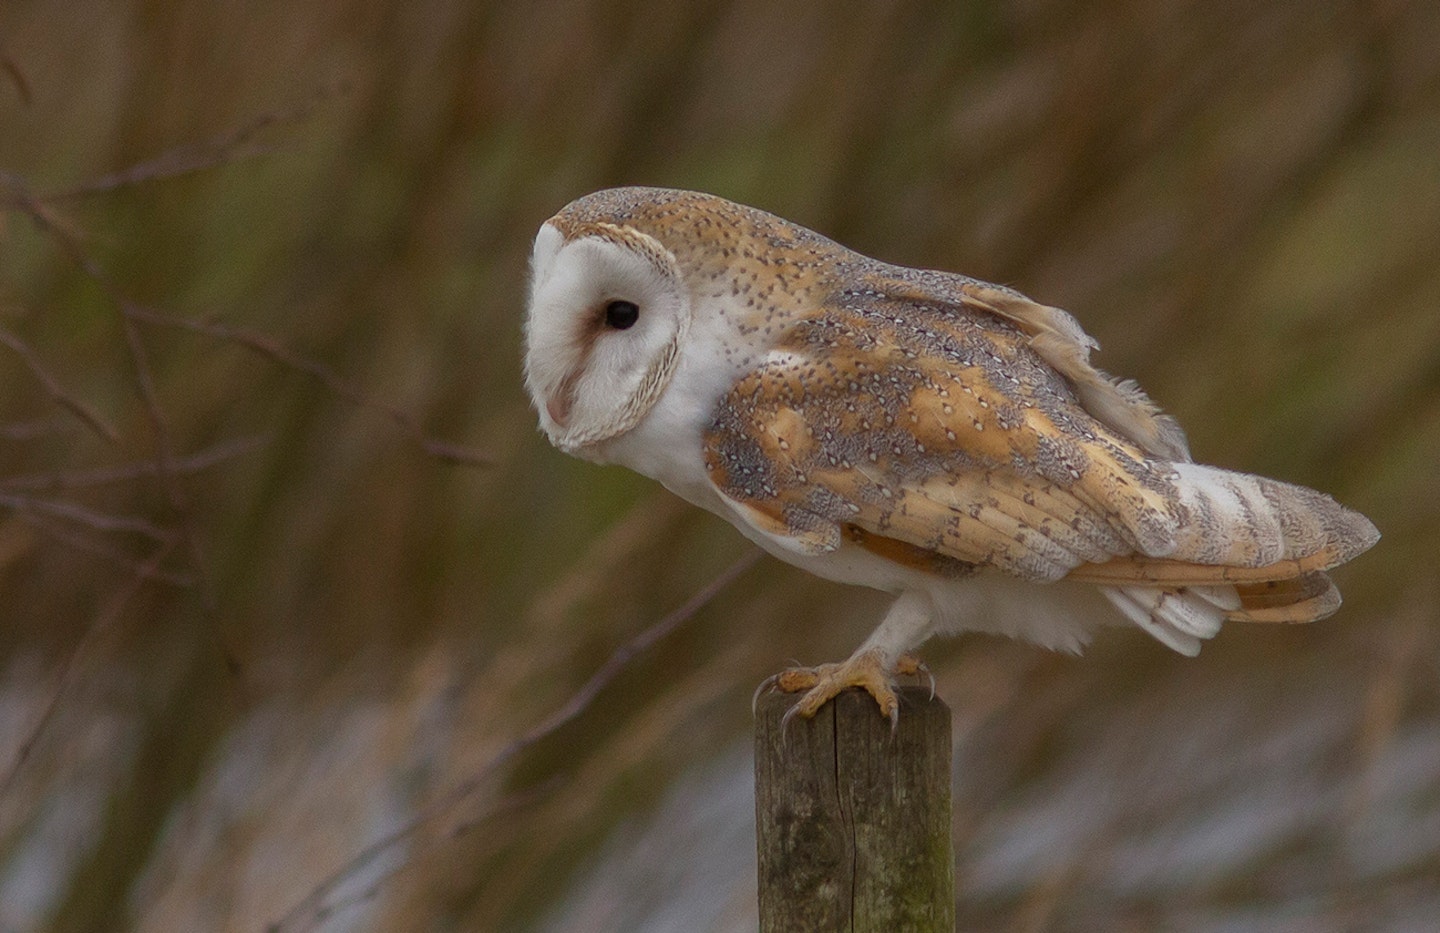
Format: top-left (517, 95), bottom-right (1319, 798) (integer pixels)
top-left (543, 369), bottom-right (581, 430)
top-left (544, 393), bottom-right (570, 428)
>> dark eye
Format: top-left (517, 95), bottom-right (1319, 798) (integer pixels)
top-left (604, 300), bottom-right (640, 330)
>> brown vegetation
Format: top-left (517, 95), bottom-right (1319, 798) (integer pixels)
top-left (1, 1), bottom-right (1436, 930)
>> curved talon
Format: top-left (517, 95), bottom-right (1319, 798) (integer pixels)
top-left (893, 652), bottom-right (936, 700)
top-left (779, 698), bottom-right (805, 733)
top-left (912, 659), bottom-right (937, 700)
top-left (751, 673), bottom-right (782, 713)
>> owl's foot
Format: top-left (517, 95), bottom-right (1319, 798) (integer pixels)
top-left (754, 650), bottom-right (931, 730)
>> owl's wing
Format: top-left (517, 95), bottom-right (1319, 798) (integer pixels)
top-left (875, 275), bottom-right (1192, 462)
top-left (702, 287), bottom-right (1187, 583)
top-left (701, 282), bottom-right (1374, 606)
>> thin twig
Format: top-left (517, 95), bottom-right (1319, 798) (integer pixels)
top-left (2, 171), bottom-right (217, 610)
top-left (299, 775), bottom-right (568, 930)
top-left (0, 434), bottom-right (268, 492)
top-left (10, 510), bottom-right (190, 585)
top-left (5, 111), bottom-right (483, 689)
top-left (3, 157), bottom-right (489, 469)
top-left (43, 142), bottom-right (280, 202)
top-left (0, 83), bottom-right (349, 208)
top-left (0, 541), bottom-right (175, 803)
top-left (116, 281), bottom-right (213, 602)
top-left (0, 171), bottom-right (88, 242)
top-left (268, 549), bottom-right (763, 933)
top-left (0, 417), bottom-right (72, 440)
top-left (0, 490), bottom-right (176, 541)
top-left (122, 303), bottom-right (492, 467)
top-left (40, 82), bottom-right (350, 202)
top-left (0, 44), bottom-right (29, 107)
top-left (0, 323), bottom-right (121, 443)
top-left (2, 90), bottom-right (346, 622)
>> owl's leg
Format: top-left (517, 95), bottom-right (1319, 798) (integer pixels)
top-left (758, 590), bottom-right (935, 728)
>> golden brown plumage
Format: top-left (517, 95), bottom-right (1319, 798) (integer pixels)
top-left (525, 186), bottom-right (1380, 721)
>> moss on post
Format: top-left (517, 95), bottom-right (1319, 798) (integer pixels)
top-left (755, 686), bottom-right (954, 932)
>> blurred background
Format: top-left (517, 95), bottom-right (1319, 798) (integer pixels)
top-left (1, 1), bottom-right (1437, 930)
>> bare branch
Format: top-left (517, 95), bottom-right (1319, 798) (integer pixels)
top-left (0, 170), bottom-right (92, 243)
top-left (110, 275), bottom-right (214, 603)
top-left (0, 541), bottom-right (176, 803)
top-left (5, 109), bottom-right (480, 682)
top-left (0, 417), bottom-right (72, 440)
top-left (37, 82), bottom-right (351, 202)
top-left (0, 490), bottom-right (176, 541)
top-left (122, 304), bottom-right (492, 467)
top-left (0, 43), bottom-right (29, 107)
top-left (44, 142), bottom-right (281, 203)
top-left (293, 776), bottom-right (568, 930)
top-left (0, 323), bottom-right (121, 443)
top-left (4, 168), bottom-right (222, 617)
top-left (0, 434), bottom-right (268, 493)
top-left (268, 549), bottom-right (764, 933)
top-left (3, 144), bottom-right (490, 471)
top-left (10, 510), bottom-right (190, 585)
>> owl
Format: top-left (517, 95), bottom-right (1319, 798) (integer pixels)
top-left (523, 187), bottom-right (1379, 725)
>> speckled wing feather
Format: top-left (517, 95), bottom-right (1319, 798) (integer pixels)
top-left (702, 288), bottom-right (1189, 583)
top-left (701, 281), bottom-right (1376, 623)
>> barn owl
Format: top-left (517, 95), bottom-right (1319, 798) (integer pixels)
top-left (523, 187), bottom-right (1379, 724)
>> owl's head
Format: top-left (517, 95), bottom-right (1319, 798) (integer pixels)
top-left (523, 211), bottom-right (692, 455)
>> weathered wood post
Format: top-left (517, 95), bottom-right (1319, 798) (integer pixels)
top-left (755, 685), bottom-right (954, 932)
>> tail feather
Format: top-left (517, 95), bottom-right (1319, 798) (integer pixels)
top-left (1070, 463), bottom-right (1378, 588)
top-left (1226, 572), bottom-right (1342, 624)
top-left (1101, 586), bottom-right (1226, 656)
top-left (1080, 463), bottom-right (1377, 653)
top-left (1188, 584), bottom-right (1242, 612)
top-left (1166, 462), bottom-right (1379, 572)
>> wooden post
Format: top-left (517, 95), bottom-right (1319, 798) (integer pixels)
top-left (755, 685), bottom-right (954, 932)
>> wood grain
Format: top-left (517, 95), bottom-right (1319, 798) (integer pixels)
top-left (755, 686), bottom-right (954, 932)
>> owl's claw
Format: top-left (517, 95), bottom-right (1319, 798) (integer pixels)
top-left (896, 653), bottom-right (936, 700)
top-left (751, 672), bottom-right (782, 713)
top-left (757, 650), bottom-right (929, 731)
